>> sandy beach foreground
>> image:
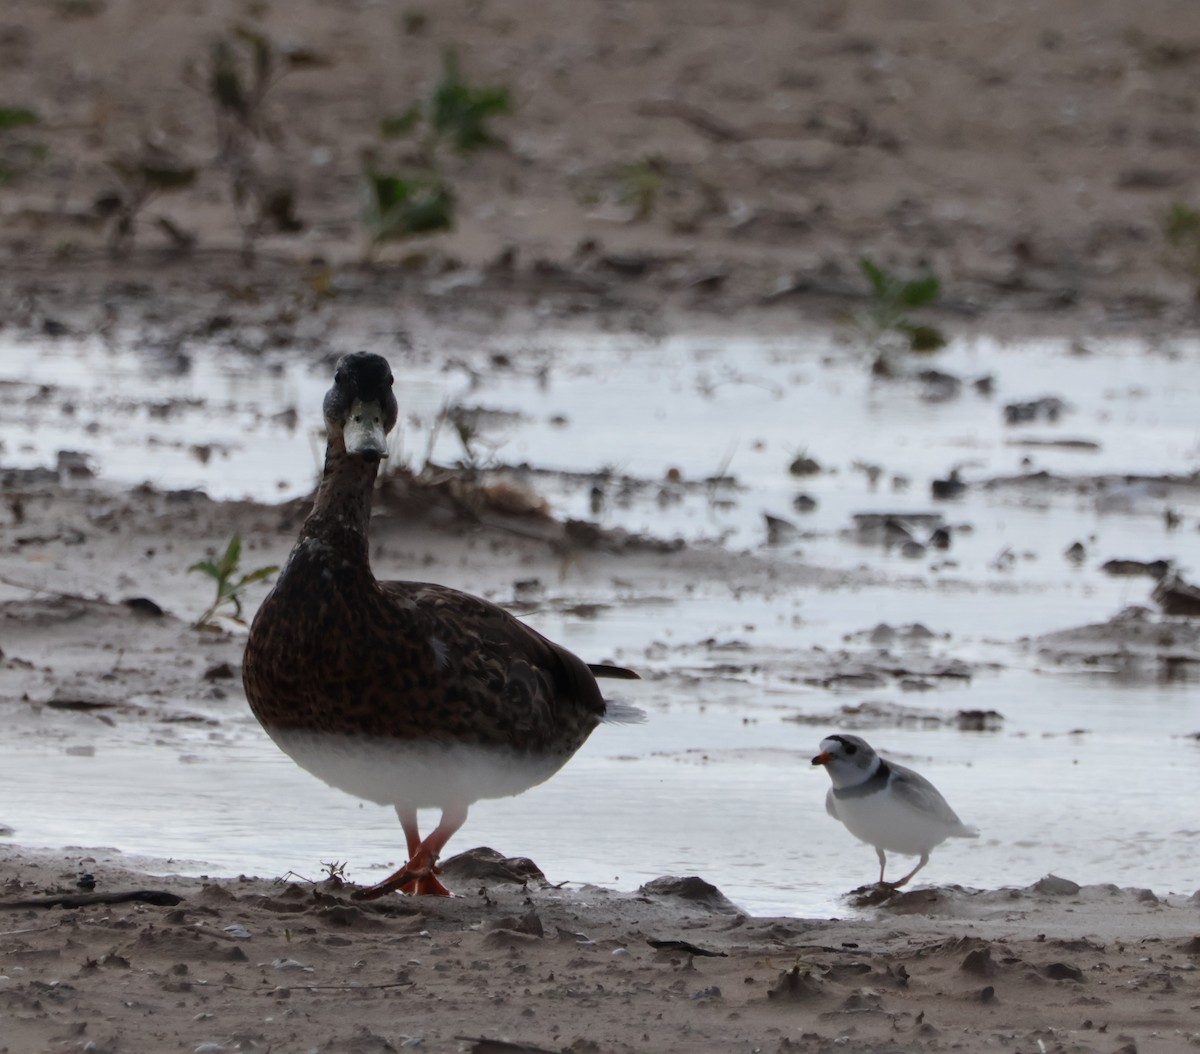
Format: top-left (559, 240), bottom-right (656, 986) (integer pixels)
top-left (1, 843), bottom-right (1198, 1054)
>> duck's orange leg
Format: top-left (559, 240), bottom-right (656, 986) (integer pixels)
top-left (353, 803), bottom-right (468, 900)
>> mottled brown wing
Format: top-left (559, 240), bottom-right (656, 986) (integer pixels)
top-left (375, 580), bottom-right (607, 753)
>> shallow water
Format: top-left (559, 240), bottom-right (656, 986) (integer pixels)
top-left (2, 328), bottom-right (1200, 915)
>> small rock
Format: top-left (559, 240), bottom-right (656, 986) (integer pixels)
top-left (439, 846), bottom-right (545, 885)
top-left (513, 578), bottom-right (544, 601)
top-left (1042, 961), bottom-right (1084, 982)
top-left (764, 513), bottom-right (799, 545)
top-left (960, 946), bottom-right (996, 977)
top-left (56, 450), bottom-right (94, 479)
top-left (788, 454), bottom-right (821, 477)
top-left (1153, 573), bottom-right (1200, 616)
top-left (1101, 558), bottom-right (1170, 579)
top-left (956, 709), bottom-right (1004, 731)
top-left (1004, 396), bottom-right (1067, 424)
top-left (203, 662), bottom-right (237, 681)
top-left (639, 876), bottom-right (742, 914)
top-left (1032, 874), bottom-right (1081, 896)
top-left (123, 596), bottom-right (165, 617)
top-left (930, 470), bottom-right (966, 500)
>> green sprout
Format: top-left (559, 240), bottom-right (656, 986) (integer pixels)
top-left (188, 534), bottom-right (277, 631)
top-left (0, 107), bottom-right (39, 131)
top-left (378, 47), bottom-right (512, 158)
top-left (428, 48), bottom-right (511, 152)
top-left (1164, 203), bottom-right (1200, 288)
top-left (364, 49), bottom-right (510, 257)
top-left (359, 164), bottom-right (454, 256)
top-left (618, 159), bottom-right (665, 221)
top-left (0, 106), bottom-right (45, 183)
top-left (853, 257), bottom-right (946, 355)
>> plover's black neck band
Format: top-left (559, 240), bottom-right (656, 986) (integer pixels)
top-left (832, 759), bottom-right (891, 799)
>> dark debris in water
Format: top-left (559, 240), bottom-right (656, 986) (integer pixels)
top-left (784, 700), bottom-right (1002, 732)
top-left (376, 467), bottom-right (685, 554)
top-left (1036, 604), bottom-right (1200, 676)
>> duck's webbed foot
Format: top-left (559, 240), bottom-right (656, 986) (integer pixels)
top-left (352, 801), bottom-right (468, 900)
top-left (353, 850), bottom-right (448, 900)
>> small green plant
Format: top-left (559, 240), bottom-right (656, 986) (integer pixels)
top-left (382, 49), bottom-right (511, 157)
top-left (364, 49), bottom-right (510, 259)
top-left (0, 107), bottom-right (38, 131)
top-left (428, 49), bottom-right (511, 152)
top-left (1163, 202), bottom-right (1200, 290)
top-left (618, 158), bottom-right (665, 221)
top-left (188, 534), bottom-right (277, 631)
top-left (0, 106), bottom-right (46, 183)
top-left (54, 0), bottom-right (105, 17)
top-left (854, 257), bottom-right (946, 354)
top-left (359, 163), bottom-right (454, 256)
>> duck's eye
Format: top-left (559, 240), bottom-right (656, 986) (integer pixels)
top-left (334, 369), bottom-right (344, 384)
top-left (387, 373), bottom-right (394, 385)
top-left (844, 743), bottom-right (858, 755)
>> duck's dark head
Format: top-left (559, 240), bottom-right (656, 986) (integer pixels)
top-left (324, 352), bottom-right (398, 463)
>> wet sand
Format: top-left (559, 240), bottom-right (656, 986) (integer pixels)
top-left (3, 843), bottom-right (1199, 1054)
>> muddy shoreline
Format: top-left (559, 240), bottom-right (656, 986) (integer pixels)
top-left (3, 842), bottom-right (1200, 1054)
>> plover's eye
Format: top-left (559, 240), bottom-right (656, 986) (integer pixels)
top-left (845, 743), bottom-right (858, 755)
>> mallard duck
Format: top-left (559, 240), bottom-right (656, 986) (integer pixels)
top-left (813, 733), bottom-right (978, 888)
top-left (243, 351), bottom-right (642, 897)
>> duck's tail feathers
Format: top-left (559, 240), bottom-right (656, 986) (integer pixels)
top-left (954, 824), bottom-right (980, 839)
top-left (589, 663), bottom-right (640, 680)
top-left (601, 700), bottom-right (647, 725)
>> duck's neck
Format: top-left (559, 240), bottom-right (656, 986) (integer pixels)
top-left (295, 447), bottom-right (380, 568)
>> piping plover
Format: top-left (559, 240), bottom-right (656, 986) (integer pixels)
top-left (812, 733), bottom-right (978, 887)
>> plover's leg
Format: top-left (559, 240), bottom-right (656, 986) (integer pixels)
top-left (354, 802), bottom-right (468, 899)
top-left (887, 852), bottom-right (930, 889)
top-left (876, 847), bottom-right (888, 885)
